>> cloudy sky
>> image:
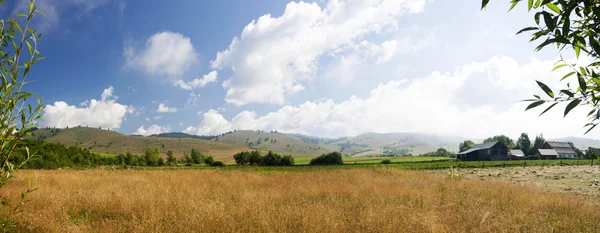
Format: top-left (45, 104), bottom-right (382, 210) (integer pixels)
top-left (2, 0), bottom-right (596, 140)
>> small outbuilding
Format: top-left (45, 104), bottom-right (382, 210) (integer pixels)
top-left (537, 149), bottom-right (559, 160)
top-left (508, 149), bottom-right (525, 160)
top-left (542, 141), bottom-right (577, 159)
top-left (456, 141), bottom-right (508, 161)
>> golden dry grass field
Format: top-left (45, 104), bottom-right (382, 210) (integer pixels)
top-left (3, 168), bottom-right (600, 232)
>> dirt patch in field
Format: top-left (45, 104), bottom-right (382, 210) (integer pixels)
top-left (432, 165), bottom-right (600, 197)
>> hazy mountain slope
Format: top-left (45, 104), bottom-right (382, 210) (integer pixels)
top-left (325, 132), bottom-right (464, 156)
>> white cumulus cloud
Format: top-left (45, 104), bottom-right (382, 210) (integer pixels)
top-left (210, 0), bottom-right (428, 105)
top-left (134, 124), bottom-right (171, 136)
top-left (185, 56), bottom-right (600, 139)
top-left (157, 103), bottom-right (177, 113)
top-left (124, 31), bottom-right (198, 78)
top-left (174, 71), bottom-right (218, 90)
top-left (42, 86), bottom-right (132, 129)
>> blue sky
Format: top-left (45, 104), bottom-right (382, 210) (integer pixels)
top-left (4, 0), bottom-right (596, 139)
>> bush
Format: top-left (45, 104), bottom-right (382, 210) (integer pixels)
top-left (381, 159), bottom-right (391, 164)
top-left (204, 156), bottom-right (215, 165)
top-left (310, 152), bottom-right (344, 165)
top-left (248, 150), bottom-right (262, 165)
top-left (261, 151), bottom-right (282, 166)
top-left (281, 155), bottom-right (295, 166)
top-left (190, 148), bottom-right (205, 164)
top-left (210, 161), bottom-right (225, 166)
top-left (233, 151), bottom-right (251, 165)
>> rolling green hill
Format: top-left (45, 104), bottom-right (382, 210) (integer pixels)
top-left (217, 130), bottom-right (333, 157)
top-left (29, 127), bottom-right (246, 161)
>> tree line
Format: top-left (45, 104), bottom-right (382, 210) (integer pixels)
top-left (9, 140), bottom-right (226, 169)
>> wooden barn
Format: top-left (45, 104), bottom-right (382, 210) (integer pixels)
top-left (456, 141), bottom-right (508, 161)
top-left (507, 149), bottom-right (525, 160)
top-left (542, 141), bottom-right (577, 159)
top-left (537, 149), bottom-right (558, 159)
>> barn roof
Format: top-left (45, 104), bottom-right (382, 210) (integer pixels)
top-left (545, 141), bottom-right (576, 154)
top-left (458, 141), bottom-right (503, 155)
top-left (538, 149), bottom-right (558, 156)
top-left (508, 150), bottom-right (524, 157)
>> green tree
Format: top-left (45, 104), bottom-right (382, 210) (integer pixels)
top-left (248, 150), bottom-right (262, 165)
top-left (190, 148), bottom-right (205, 164)
top-left (204, 156), bottom-right (214, 165)
top-left (144, 148), bottom-right (161, 166)
top-left (517, 133), bottom-right (533, 155)
top-left (484, 135), bottom-right (516, 149)
top-left (280, 155), bottom-right (295, 166)
top-left (180, 151), bottom-right (192, 166)
top-left (166, 150), bottom-right (176, 165)
top-left (233, 151), bottom-right (251, 165)
top-left (459, 140), bottom-right (475, 152)
top-left (0, 1), bottom-right (45, 229)
top-left (533, 134), bottom-right (546, 151)
top-left (310, 152), bottom-right (344, 165)
top-left (481, 0), bottom-right (600, 134)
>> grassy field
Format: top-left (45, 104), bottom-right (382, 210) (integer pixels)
top-left (3, 168), bottom-right (600, 232)
top-left (290, 156), bottom-right (451, 165)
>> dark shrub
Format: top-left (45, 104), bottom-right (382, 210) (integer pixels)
top-left (310, 152), bottom-right (344, 165)
top-left (281, 155), bottom-right (295, 166)
top-left (381, 159), bottom-right (391, 164)
top-left (248, 150), bottom-right (262, 165)
top-left (261, 151), bottom-right (282, 166)
top-left (211, 161), bottom-right (225, 166)
top-left (233, 151), bottom-right (251, 165)
top-left (204, 156), bottom-right (215, 165)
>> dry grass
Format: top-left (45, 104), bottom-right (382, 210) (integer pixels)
top-left (3, 168), bottom-right (600, 232)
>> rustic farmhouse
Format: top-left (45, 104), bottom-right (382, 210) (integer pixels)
top-left (541, 141), bottom-right (577, 159)
top-left (507, 149), bottom-right (525, 160)
top-left (457, 141), bottom-right (508, 161)
top-left (537, 149), bottom-right (559, 159)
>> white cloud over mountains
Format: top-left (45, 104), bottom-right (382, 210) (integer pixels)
top-left (211, 0), bottom-right (429, 105)
top-left (184, 56), bottom-right (600, 139)
top-left (124, 31), bottom-right (198, 78)
top-left (42, 86), bottom-right (133, 129)
top-left (134, 124), bottom-right (171, 136)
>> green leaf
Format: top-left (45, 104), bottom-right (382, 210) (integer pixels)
top-left (545, 3), bottom-right (561, 14)
top-left (560, 89), bottom-right (574, 97)
top-left (516, 27), bottom-right (538, 35)
top-left (536, 80), bottom-right (554, 98)
top-left (509, 0), bottom-right (519, 11)
top-left (562, 17), bottom-right (570, 36)
top-left (552, 63), bottom-right (567, 71)
top-left (526, 100), bottom-right (545, 111)
top-left (585, 124), bottom-right (597, 135)
top-left (560, 71), bottom-right (575, 81)
top-left (539, 102), bottom-right (558, 116)
top-left (542, 12), bottom-right (555, 30)
top-left (481, 0), bottom-right (490, 10)
top-left (564, 99), bottom-right (581, 117)
top-left (575, 44), bottom-right (581, 58)
top-left (528, 0), bottom-right (534, 11)
top-left (578, 73), bottom-right (587, 92)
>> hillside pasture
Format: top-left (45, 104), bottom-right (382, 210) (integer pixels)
top-left (218, 130), bottom-right (333, 156)
top-left (4, 168), bottom-right (600, 232)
